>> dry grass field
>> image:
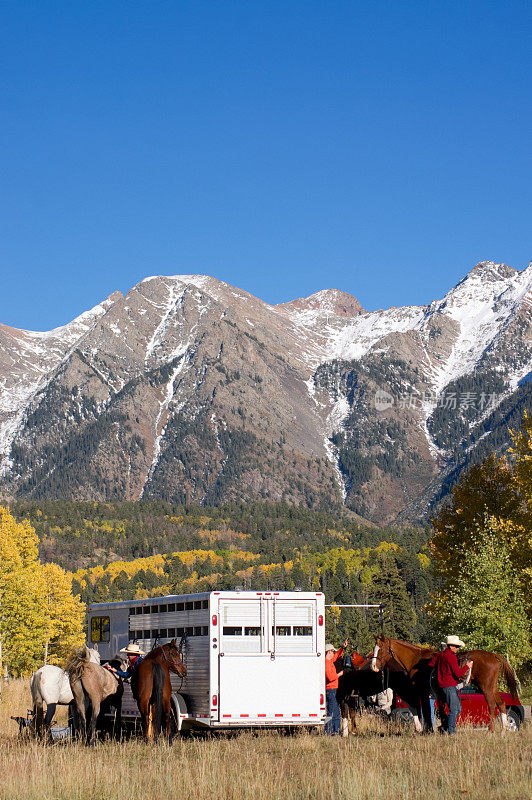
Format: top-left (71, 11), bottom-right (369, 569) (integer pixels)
top-left (0, 680), bottom-right (530, 800)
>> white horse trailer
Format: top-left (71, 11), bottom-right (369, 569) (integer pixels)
top-left (88, 590), bottom-right (326, 731)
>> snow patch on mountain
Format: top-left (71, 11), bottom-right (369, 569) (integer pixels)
top-left (0, 293), bottom-right (120, 474)
top-left (422, 262), bottom-right (532, 393)
top-left (323, 395), bottom-right (350, 501)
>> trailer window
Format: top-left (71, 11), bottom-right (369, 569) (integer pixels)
top-left (176, 627), bottom-right (185, 636)
top-left (202, 599), bottom-right (208, 609)
top-left (244, 626), bottom-right (262, 636)
top-left (176, 602), bottom-right (184, 611)
top-left (185, 601), bottom-right (193, 610)
top-left (293, 626), bottom-right (313, 636)
top-left (194, 600), bottom-right (202, 609)
top-left (167, 627), bottom-right (176, 637)
top-left (274, 626), bottom-right (291, 636)
top-left (186, 626), bottom-right (194, 636)
top-left (223, 626), bottom-right (242, 636)
top-left (90, 616), bottom-right (110, 643)
top-left (167, 604), bottom-right (175, 612)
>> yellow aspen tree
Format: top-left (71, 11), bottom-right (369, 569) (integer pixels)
top-left (0, 506), bottom-right (47, 675)
top-left (41, 563), bottom-right (86, 666)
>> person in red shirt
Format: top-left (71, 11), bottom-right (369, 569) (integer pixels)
top-left (324, 639), bottom-right (348, 735)
top-left (435, 635), bottom-right (473, 735)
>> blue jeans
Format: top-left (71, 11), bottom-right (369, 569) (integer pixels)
top-left (325, 689), bottom-right (341, 735)
top-left (439, 686), bottom-right (461, 734)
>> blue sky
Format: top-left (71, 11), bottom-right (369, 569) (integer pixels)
top-left (1, 1), bottom-right (531, 330)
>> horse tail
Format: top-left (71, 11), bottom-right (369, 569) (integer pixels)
top-left (30, 672), bottom-right (44, 734)
top-left (151, 662), bottom-right (165, 738)
top-left (496, 655), bottom-right (520, 697)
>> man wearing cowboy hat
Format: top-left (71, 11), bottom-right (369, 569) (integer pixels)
top-left (435, 635), bottom-right (473, 735)
top-left (104, 643), bottom-right (145, 679)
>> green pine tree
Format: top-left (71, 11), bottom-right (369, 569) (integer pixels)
top-left (369, 552), bottom-right (416, 640)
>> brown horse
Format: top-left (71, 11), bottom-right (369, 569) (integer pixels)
top-left (66, 646), bottom-right (123, 744)
top-left (132, 640), bottom-right (186, 741)
top-left (370, 634), bottom-right (520, 732)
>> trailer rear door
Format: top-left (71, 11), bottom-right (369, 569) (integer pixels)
top-left (217, 596), bottom-right (321, 723)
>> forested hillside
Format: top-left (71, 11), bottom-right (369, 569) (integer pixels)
top-left (9, 500), bottom-right (433, 649)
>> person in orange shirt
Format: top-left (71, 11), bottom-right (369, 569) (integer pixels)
top-left (325, 639), bottom-right (348, 735)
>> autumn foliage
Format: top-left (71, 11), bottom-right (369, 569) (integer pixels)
top-left (431, 414), bottom-right (532, 666)
top-left (0, 506), bottom-right (85, 675)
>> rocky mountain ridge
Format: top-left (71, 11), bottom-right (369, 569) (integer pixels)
top-left (1, 261), bottom-right (531, 523)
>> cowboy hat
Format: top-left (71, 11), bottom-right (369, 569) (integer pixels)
top-left (119, 643), bottom-right (145, 655)
top-left (325, 643), bottom-right (336, 652)
top-left (444, 635), bottom-right (465, 648)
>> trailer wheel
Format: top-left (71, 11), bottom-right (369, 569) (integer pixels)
top-left (171, 693), bottom-right (189, 737)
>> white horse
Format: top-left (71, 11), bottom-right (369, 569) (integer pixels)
top-left (30, 648), bottom-right (100, 736)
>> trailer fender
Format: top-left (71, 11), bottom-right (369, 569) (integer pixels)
top-left (171, 693), bottom-right (188, 732)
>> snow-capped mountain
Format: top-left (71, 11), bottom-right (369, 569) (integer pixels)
top-left (1, 261), bottom-right (531, 523)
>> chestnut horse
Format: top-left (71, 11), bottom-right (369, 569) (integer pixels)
top-left (370, 634), bottom-right (520, 732)
top-left (131, 640), bottom-right (186, 741)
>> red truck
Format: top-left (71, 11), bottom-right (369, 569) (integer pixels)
top-left (393, 681), bottom-right (525, 731)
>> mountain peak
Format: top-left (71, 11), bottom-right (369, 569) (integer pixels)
top-left (277, 288), bottom-right (365, 318)
top-left (467, 261), bottom-right (517, 281)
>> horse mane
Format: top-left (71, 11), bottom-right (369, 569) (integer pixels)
top-left (383, 636), bottom-right (437, 657)
top-left (144, 641), bottom-right (179, 661)
top-left (65, 645), bottom-right (91, 681)
top-left (144, 644), bottom-right (165, 661)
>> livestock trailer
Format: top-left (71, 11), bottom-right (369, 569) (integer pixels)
top-left (88, 590), bottom-right (327, 731)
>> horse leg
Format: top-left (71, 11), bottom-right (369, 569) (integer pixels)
top-left (43, 702), bottom-right (57, 740)
top-left (89, 698), bottom-right (100, 745)
top-left (338, 699), bottom-right (349, 738)
top-left (113, 700), bottom-right (122, 741)
top-left (349, 701), bottom-right (357, 733)
top-left (70, 680), bottom-right (86, 741)
top-left (420, 696), bottom-right (434, 733)
top-left (44, 702), bottom-right (57, 731)
top-left (406, 701), bottom-right (423, 732)
top-left (495, 692), bottom-right (508, 733)
top-left (139, 697), bottom-right (152, 741)
top-left (33, 696), bottom-right (45, 738)
top-left (161, 700), bottom-right (170, 740)
top-left (482, 689), bottom-right (499, 733)
top-left (147, 705), bottom-right (154, 741)
top-left (162, 682), bottom-right (172, 740)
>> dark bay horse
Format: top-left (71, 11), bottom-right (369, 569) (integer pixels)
top-left (66, 646), bottom-right (123, 744)
top-left (337, 652), bottom-right (421, 735)
top-left (132, 640), bottom-right (186, 741)
top-left (371, 634), bottom-right (520, 732)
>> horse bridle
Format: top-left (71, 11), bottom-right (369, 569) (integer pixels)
top-left (375, 639), bottom-right (410, 675)
top-left (160, 641), bottom-right (186, 691)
